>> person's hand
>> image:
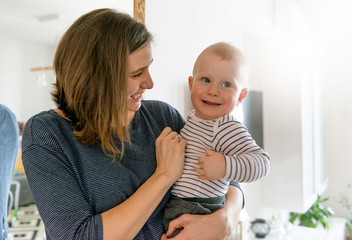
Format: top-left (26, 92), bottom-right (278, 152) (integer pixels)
top-left (161, 209), bottom-right (232, 240)
top-left (193, 147), bottom-right (226, 180)
top-left (161, 186), bottom-right (243, 240)
top-left (155, 127), bottom-right (187, 184)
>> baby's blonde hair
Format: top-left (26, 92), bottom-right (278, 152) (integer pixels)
top-left (194, 42), bottom-right (249, 85)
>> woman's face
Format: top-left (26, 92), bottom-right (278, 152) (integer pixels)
top-left (127, 43), bottom-right (154, 117)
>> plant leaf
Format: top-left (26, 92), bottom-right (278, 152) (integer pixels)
top-left (300, 214), bottom-right (317, 228)
top-left (324, 207), bottom-right (335, 216)
top-left (289, 213), bottom-right (301, 224)
top-left (319, 217), bottom-right (329, 230)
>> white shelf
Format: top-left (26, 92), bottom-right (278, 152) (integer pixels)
top-left (247, 218), bottom-right (346, 240)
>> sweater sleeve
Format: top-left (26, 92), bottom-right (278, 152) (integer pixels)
top-left (214, 120), bottom-right (270, 182)
top-left (22, 117), bottom-right (103, 240)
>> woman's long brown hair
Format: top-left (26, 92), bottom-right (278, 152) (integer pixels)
top-left (52, 8), bottom-right (152, 159)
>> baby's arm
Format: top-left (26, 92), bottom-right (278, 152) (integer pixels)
top-left (194, 120), bottom-right (270, 182)
top-left (217, 120), bottom-right (270, 182)
top-left (222, 149), bottom-right (270, 182)
top-left (194, 146), bottom-right (270, 182)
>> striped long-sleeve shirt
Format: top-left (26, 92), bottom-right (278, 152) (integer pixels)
top-left (171, 110), bottom-right (270, 198)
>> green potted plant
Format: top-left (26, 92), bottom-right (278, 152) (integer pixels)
top-left (346, 220), bottom-right (352, 240)
top-left (339, 184), bottom-right (352, 239)
top-left (289, 195), bottom-right (334, 230)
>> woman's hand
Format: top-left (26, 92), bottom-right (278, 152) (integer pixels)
top-left (101, 127), bottom-right (186, 240)
top-left (162, 212), bottom-right (227, 240)
top-left (155, 127), bottom-right (187, 184)
top-left (161, 186), bottom-right (243, 240)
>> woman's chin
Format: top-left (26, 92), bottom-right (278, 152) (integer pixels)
top-left (128, 101), bottom-right (142, 112)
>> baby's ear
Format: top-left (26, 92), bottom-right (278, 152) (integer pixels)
top-left (188, 76), bottom-right (194, 91)
top-left (237, 88), bottom-right (248, 105)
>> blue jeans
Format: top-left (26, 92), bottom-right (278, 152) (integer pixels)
top-left (0, 105), bottom-right (19, 240)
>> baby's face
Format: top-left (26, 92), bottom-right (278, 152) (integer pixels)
top-left (189, 52), bottom-right (247, 120)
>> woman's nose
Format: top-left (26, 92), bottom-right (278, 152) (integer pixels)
top-left (141, 70), bottom-right (154, 89)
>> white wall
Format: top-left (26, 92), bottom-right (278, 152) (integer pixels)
top-left (318, 0), bottom-right (352, 219)
top-left (0, 35), bottom-right (56, 121)
top-left (1, 0), bottom-right (351, 220)
top-left (146, 0), bottom-right (273, 116)
top-left (0, 36), bottom-right (23, 117)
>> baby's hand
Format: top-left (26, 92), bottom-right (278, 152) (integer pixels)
top-left (194, 147), bottom-right (226, 180)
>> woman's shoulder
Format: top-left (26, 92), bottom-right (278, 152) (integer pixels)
top-left (141, 100), bottom-right (182, 118)
top-left (140, 100), bottom-right (185, 130)
top-left (26, 110), bottom-right (66, 130)
top-left (141, 100), bottom-right (173, 110)
top-left (22, 110), bottom-right (70, 150)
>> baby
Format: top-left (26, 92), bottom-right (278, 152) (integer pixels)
top-left (163, 42), bottom-right (270, 237)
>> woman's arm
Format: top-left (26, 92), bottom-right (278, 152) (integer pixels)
top-left (102, 127), bottom-right (187, 240)
top-left (24, 121), bottom-right (185, 240)
top-left (162, 185), bottom-right (243, 240)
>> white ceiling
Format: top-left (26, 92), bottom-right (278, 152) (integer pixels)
top-left (0, 0), bottom-right (332, 46)
top-left (0, 0), bottom-right (133, 45)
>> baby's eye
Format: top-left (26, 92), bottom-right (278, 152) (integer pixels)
top-left (222, 82), bottom-right (231, 88)
top-left (202, 78), bottom-right (210, 83)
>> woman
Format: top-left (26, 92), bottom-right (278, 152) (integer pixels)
top-left (22, 8), bottom-right (243, 240)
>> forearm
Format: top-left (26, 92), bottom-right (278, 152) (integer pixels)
top-left (224, 153), bottom-right (270, 182)
top-left (102, 127), bottom-right (186, 240)
top-left (217, 120), bottom-right (270, 183)
top-left (225, 185), bottom-right (243, 213)
top-left (101, 172), bottom-right (173, 240)
top-left (216, 185), bottom-right (244, 236)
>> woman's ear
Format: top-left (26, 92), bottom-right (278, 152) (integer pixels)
top-left (236, 88), bottom-right (248, 106)
top-left (188, 76), bottom-right (194, 91)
